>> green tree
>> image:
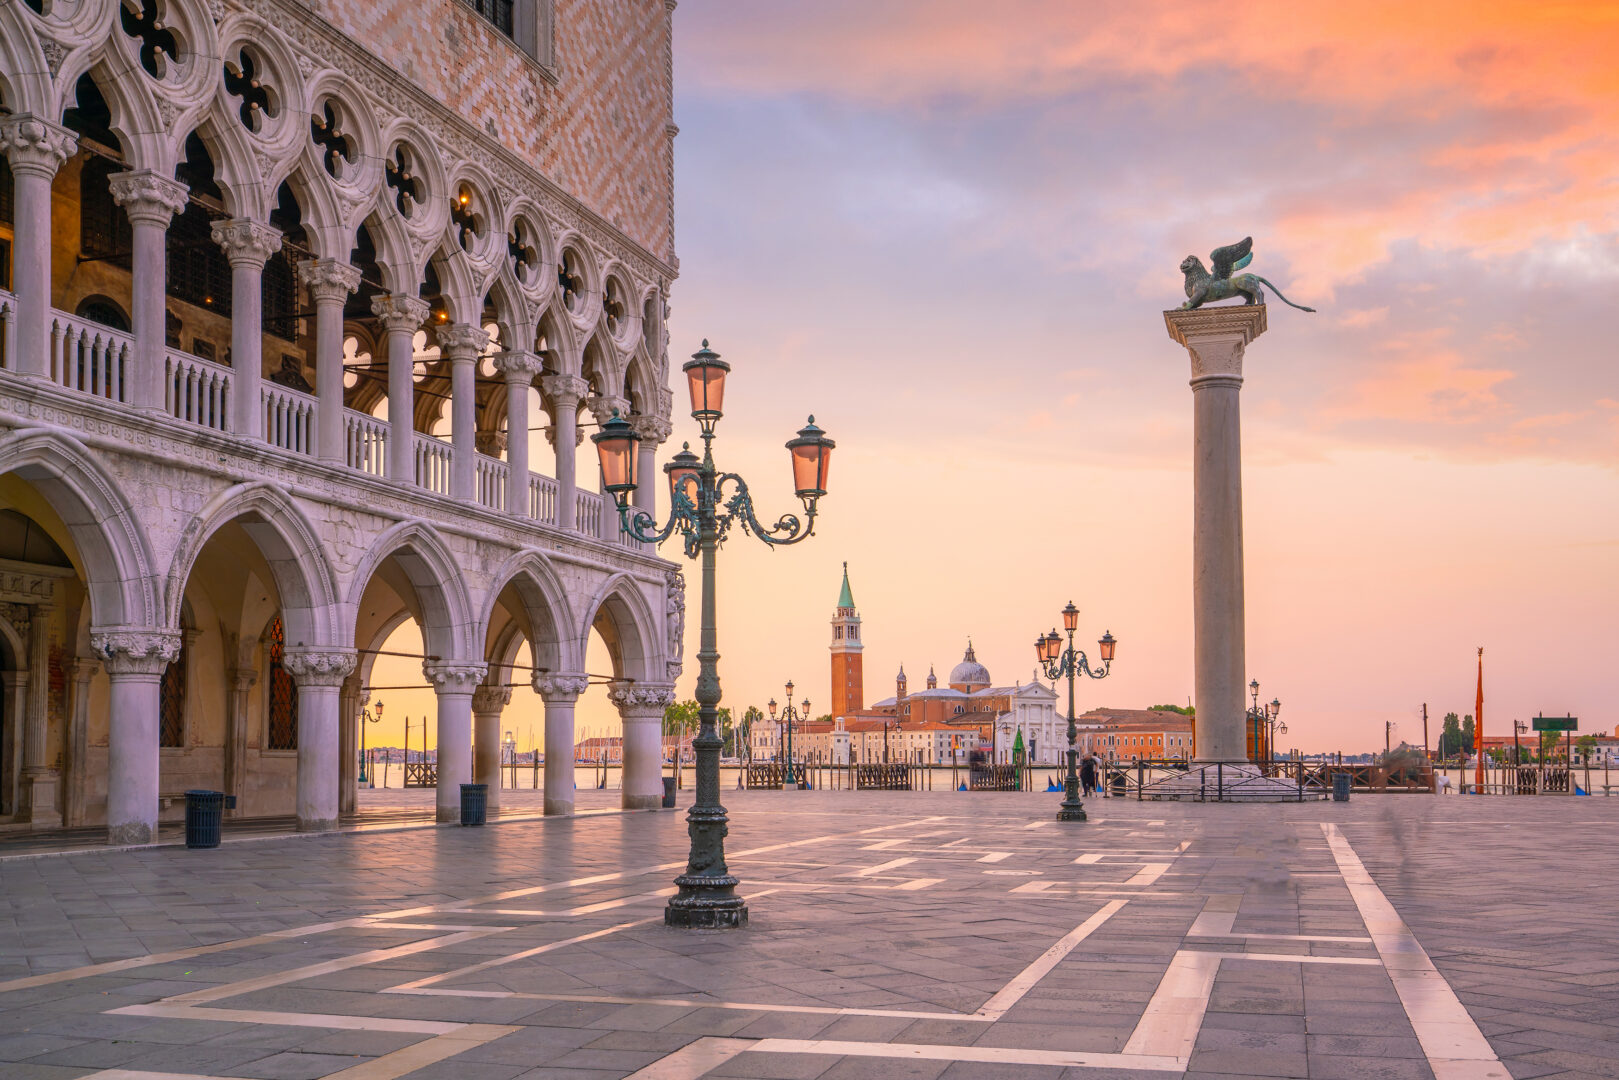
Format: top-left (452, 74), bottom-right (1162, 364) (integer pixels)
top-left (1577, 734), bottom-right (1597, 763)
top-left (1150, 703), bottom-right (1194, 716)
top-left (662, 700), bottom-right (699, 738)
top-left (716, 706), bottom-right (733, 755)
top-left (1539, 729), bottom-right (1561, 760)
top-left (1439, 712), bottom-right (1461, 758)
top-left (1460, 715), bottom-right (1475, 756)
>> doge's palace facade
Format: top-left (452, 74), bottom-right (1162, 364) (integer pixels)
top-left (0, 0), bottom-right (683, 842)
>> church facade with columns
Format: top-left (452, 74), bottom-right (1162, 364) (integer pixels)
top-left (0, 0), bottom-right (683, 842)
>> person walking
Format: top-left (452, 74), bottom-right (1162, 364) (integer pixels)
top-left (1080, 752), bottom-right (1098, 797)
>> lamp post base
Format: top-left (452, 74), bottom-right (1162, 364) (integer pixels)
top-left (1057, 778), bottom-right (1088, 821)
top-left (665, 875), bottom-right (749, 928)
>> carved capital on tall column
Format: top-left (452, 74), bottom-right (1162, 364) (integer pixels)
top-left (608, 681), bottom-right (676, 718)
top-left (299, 258), bottom-right (363, 305)
top-left (211, 218), bottom-right (282, 269)
top-left (541, 373), bottom-right (590, 410)
top-left (492, 350), bottom-right (545, 385)
top-left (475, 430), bottom-right (508, 456)
top-left (282, 648), bottom-right (359, 687)
top-left (0, 114), bottom-right (78, 178)
top-left (471, 684), bottom-right (513, 714)
top-left (585, 394), bottom-right (632, 427)
top-left (371, 293), bottom-right (430, 334)
top-left (424, 660), bottom-right (489, 694)
top-left (1164, 305), bottom-right (1267, 384)
top-left (109, 170), bottom-right (189, 228)
top-left (437, 323), bottom-right (489, 360)
top-left (91, 628), bottom-right (183, 676)
top-left (629, 414), bottom-right (673, 447)
top-left (534, 672), bottom-right (589, 704)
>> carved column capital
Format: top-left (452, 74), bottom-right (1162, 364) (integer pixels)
top-left (108, 171), bottom-right (189, 228)
top-left (629, 414), bottom-right (672, 446)
top-left (608, 681), bottom-right (676, 718)
top-left (371, 293), bottom-right (431, 334)
top-left (534, 672), bottom-right (590, 703)
top-left (492, 350), bottom-right (545, 384)
top-left (437, 323), bottom-right (489, 360)
top-left (540, 374), bottom-right (590, 410)
top-left (423, 660), bottom-right (488, 694)
top-left (211, 218), bottom-right (282, 269)
top-left (1163, 305), bottom-right (1267, 384)
top-left (585, 394), bottom-right (632, 426)
top-left (281, 648), bottom-right (358, 687)
top-left (0, 114), bottom-right (78, 178)
top-left (91, 628), bottom-right (183, 676)
top-left (299, 258), bottom-right (363, 305)
top-left (472, 684), bottom-right (513, 714)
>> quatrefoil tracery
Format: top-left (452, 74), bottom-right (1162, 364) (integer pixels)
top-left (508, 219), bottom-right (540, 286)
top-left (385, 143), bottom-right (426, 218)
top-left (120, 0), bottom-right (180, 80)
top-left (602, 278), bottom-right (626, 335)
top-left (450, 185), bottom-right (484, 253)
top-left (559, 249), bottom-right (584, 312)
top-left (311, 102), bottom-right (356, 179)
top-left (224, 49), bottom-right (276, 135)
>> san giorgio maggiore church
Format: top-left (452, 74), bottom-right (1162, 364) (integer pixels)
top-left (751, 567), bottom-right (1072, 766)
top-left (0, 0), bottom-right (688, 842)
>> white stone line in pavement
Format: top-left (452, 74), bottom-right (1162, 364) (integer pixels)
top-left (1123, 949), bottom-right (1221, 1060)
top-left (751, 1037), bottom-right (1185, 1072)
top-left (975, 899), bottom-right (1127, 1019)
top-left (621, 1037), bottom-right (755, 1079)
top-left (1181, 950), bottom-right (1382, 965)
top-left (1322, 823), bottom-right (1509, 1080)
top-left (109, 1003), bottom-right (463, 1034)
top-left (82, 1072), bottom-right (259, 1080)
top-left (977, 851), bottom-right (1012, 862)
top-left (1125, 862), bottom-right (1172, 886)
top-left (744, 878), bottom-right (945, 891)
top-left (319, 1023), bottom-right (522, 1080)
top-left (449, 888), bottom-right (675, 917)
top-left (847, 856), bottom-right (916, 877)
top-left (386, 918), bottom-right (663, 992)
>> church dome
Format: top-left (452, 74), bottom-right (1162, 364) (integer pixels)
top-left (948, 641), bottom-right (991, 689)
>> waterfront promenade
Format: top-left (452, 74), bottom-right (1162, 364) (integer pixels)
top-left (2, 791), bottom-right (1615, 1079)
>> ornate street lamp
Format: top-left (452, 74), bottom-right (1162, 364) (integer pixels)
top-left (1034, 602), bottom-right (1117, 822)
top-left (1248, 681), bottom-right (1282, 763)
top-left (594, 339), bottom-right (832, 929)
top-left (359, 699), bottom-right (383, 785)
top-left (502, 730), bottom-right (516, 789)
top-left (768, 685), bottom-right (810, 788)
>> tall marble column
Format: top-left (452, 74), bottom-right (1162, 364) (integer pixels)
top-left (542, 374), bottom-right (588, 530)
top-left (472, 683), bottom-right (512, 814)
top-left (223, 666), bottom-right (256, 816)
top-left (20, 603), bottom-right (59, 825)
top-left (338, 675), bottom-right (361, 815)
top-left (629, 416), bottom-right (672, 520)
top-left (0, 115), bottom-right (77, 378)
top-left (282, 648), bottom-right (356, 832)
top-left (438, 324), bottom-right (488, 501)
top-left (372, 294), bottom-right (429, 483)
top-left (299, 259), bottom-right (362, 463)
top-left (1164, 305), bottom-right (1266, 765)
top-left (92, 629), bottom-right (182, 845)
top-left (536, 673), bottom-right (588, 816)
top-left (494, 351), bottom-right (544, 517)
top-left (108, 172), bottom-right (189, 412)
top-left (610, 682), bottom-right (675, 811)
top-left (425, 660), bottom-right (486, 821)
top-left (66, 658), bottom-right (99, 827)
top-left (210, 219), bottom-right (282, 438)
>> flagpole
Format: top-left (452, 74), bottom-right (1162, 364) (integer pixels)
top-left (1474, 647), bottom-right (1485, 793)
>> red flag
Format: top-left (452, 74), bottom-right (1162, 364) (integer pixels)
top-left (1474, 647), bottom-right (1485, 790)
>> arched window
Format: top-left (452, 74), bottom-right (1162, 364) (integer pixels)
top-left (267, 615), bottom-right (299, 750)
top-left (75, 296), bottom-right (131, 332)
top-left (159, 632), bottom-right (188, 747)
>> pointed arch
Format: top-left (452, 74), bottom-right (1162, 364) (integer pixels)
top-left (0, 427), bottom-right (158, 629)
top-left (578, 572), bottom-right (662, 683)
top-left (346, 520), bottom-right (475, 663)
top-left (164, 482), bottom-right (342, 646)
top-left (0, 8), bottom-right (53, 118)
top-left (477, 549), bottom-right (579, 675)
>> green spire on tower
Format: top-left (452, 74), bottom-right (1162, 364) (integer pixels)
top-left (838, 561), bottom-right (855, 609)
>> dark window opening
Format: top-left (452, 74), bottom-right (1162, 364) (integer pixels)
top-left (267, 615), bottom-right (299, 750)
top-left (468, 0), bottom-right (515, 37)
top-left (75, 295), bottom-right (130, 332)
top-left (167, 202), bottom-right (232, 317)
top-left (159, 635), bottom-right (187, 748)
top-left (0, 156), bottom-right (13, 225)
top-left (80, 156), bottom-right (131, 268)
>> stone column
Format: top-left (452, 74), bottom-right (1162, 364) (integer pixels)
top-left (299, 259), bottom-right (362, 463)
top-left (0, 115), bottom-right (77, 378)
top-left (20, 603), bottom-right (59, 825)
top-left (109, 172), bottom-right (189, 412)
top-left (438, 324), bottom-right (488, 501)
top-left (629, 416), bottom-right (672, 520)
top-left (92, 629), bottom-right (182, 845)
top-left (542, 374), bottom-right (588, 530)
top-left (610, 682), bottom-right (675, 811)
top-left (425, 661), bottom-right (486, 822)
top-left (338, 674), bottom-right (361, 815)
top-left (66, 658), bottom-right (99, 827)
top-left (1164, 305), bottom-right (1267, 765)
top-left (223, 666), bottom-right (256, 817)
top-left (536, 673), bottom-right (588, 816)
top-left (210, 219), bottom-right (282, 438)
top-left (472, 683), bottom-right (512, 814)
top-left (493, 351), bottom-right (544, 517)
top-left (372, 294), bottom-right (429, 483)
top-left (281, 649), bottom-right (356, 832)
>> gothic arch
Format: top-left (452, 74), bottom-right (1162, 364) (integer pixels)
top-left (477, 549), bottom-right (579, 674)
top-left (345, 520), bottom-right (475, 663)
top-left (164, 482), bottom-right (343, 647)
top-left (0, 427), bottom-right (158, 630)
top-left (578, 572), bottom-right (661, 684)
top-left (0, 8), bottom-right (52, 117)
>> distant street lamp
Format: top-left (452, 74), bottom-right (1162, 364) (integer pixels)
top-left (768, 684), bottom-right (810, 788)
top-left (1035, 601), bottom-right (1117, 822)
top-left (1248, 680), bottom-right (1282, 763)
top-left (359, 699), bottom-right (384, 786)
top-left (594, 339), bottom-right (832, 930)
top-left (502, 730), bottom-right (516, 789)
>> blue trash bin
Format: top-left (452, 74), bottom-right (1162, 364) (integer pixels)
top-left (185, 790), bottom-right (225, 848)
top-left (1332, 773), bottom-right (1351, 802)
top-left (460, 783), bottom-right (488, 825)
top-left (662, 776), bottom-right (677, 808)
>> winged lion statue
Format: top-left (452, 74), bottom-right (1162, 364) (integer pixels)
top-left (1179, 237), bottom-right (1315, 312)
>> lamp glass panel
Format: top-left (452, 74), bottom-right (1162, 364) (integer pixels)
top-left (686, 364), bottom-right (726, 416)
top-left (791, 441), bottom-right (831, 496)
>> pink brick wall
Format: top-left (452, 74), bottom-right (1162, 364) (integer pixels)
top-left (318, 0), bottom-right (674, 263)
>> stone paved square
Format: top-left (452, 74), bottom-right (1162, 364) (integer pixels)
top-left (3, 791), bottom-right (1617, 1079)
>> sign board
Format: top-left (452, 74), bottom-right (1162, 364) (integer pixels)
top-left (1531, 716), bottom-right (1577, 732)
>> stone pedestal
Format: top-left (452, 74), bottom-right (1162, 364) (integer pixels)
top-left (537, 674), bottom-right (588, 816)
top-left (1164, 305), bottom-right (1267, 765)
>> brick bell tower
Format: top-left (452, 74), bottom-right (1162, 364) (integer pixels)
top-left (830, 562), bottom-right (864, 716)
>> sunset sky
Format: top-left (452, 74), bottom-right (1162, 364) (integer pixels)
top-left (375, 2), bottom-right (1618, 757)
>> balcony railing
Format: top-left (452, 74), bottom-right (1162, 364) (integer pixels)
top-left (263, 383), bottom-right (316, 455)
top-left (575, 490), bottom-right (604, 539)
top-left (413, 433), bottom-right (452, 495)
top-left (51, 310), bottom-right (131, 403)
top-left (344, 409), bottom-right (388, 477)
top-left (528, 472), bottom-right (557, 525)
top-left (475, 453), bottom-right (507, 511)
top-left (165, 349), bottom-right (232, 433)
